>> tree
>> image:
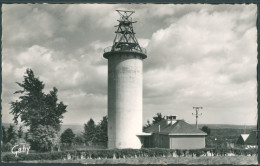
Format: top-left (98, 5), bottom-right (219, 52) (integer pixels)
top-left (143, 120), bottom-right (152, 130)
top-left (10, 69), bottom-right (67, 151)
top-left (152, 113), bottom-right (163, 124)
top-left (24, 132), bottom-right (29, 142)
top-left (27, 125), bottom-right (59, 152)
top-left (202, 126), bottom-right (211, 135)
top-left (143, 113), bottom-right (164, 130)
top-left (96, 116), bottom-right (108, 143)
top-left (17, 126), bottom-right (23, 138)
top-left (7, 125), bottom-right (17, 144)
top-left (74, 134), bottom-right (85, 144)
top-left (1, 126), bottom-right (8, 144)
top-left (84, 118), bottom-right (97, 145)
top-left (10, 69), bottom-right (67, 131)
top-left (60, 128), bottom-right (75, 145)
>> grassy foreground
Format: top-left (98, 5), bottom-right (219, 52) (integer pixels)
top-left (20, 156), bottom-right (258, 165)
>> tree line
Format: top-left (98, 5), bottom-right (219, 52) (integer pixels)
top-left (8, 69), bottom-right (66, 152)
top-left (2, 125), bottom-right (23, 152)
top-left (60, 117), bottom-right (108, 147)
top-left (3, 68), bottom-right (211, 152)
top-left (1, 117), bottom-right (108, 152)
top-left (2, 68), bottom-right (109, 152)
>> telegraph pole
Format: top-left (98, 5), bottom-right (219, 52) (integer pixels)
top-left (192, 107), bottom-right (203, 128)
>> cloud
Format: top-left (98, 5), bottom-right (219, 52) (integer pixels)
top-left (2, 4), bottom-right (257, 125)
top-left (142, 5), bottom-right (257, 124)
top-left (2, 43), bottom-right (108, 124)
top-left (146, 9), bottom-right (247, 70)
top-left (3, 5), bottom-right (58, 45)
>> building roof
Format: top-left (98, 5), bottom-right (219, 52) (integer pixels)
top-left (144, 119), bottom-right (207, 136)
top-left (241, 134), bottom-right (249, 141)
top-left (244, 130), bottom-right (258, 145)
top-left (136, 132), bottom-right (152, 136)
top-left (236, 134), bottom-right (250, 145)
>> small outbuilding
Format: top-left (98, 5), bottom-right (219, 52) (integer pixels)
top-left (138, 116), bottom-right (207, 149)
top-left (236, 134), bottom-right (249, 145)
top-left (244, 130), bottom-right (258, 147)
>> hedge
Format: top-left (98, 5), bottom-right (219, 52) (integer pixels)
top-left (2, 148), bottom-right (258, 162)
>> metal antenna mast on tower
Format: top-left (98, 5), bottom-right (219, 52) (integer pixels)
top-left (110, 10), bottom-right (144, 53)
top-left (192, 107), bottom-right (203, 128)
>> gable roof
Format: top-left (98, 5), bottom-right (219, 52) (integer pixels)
top-left (144, 119), bottom-right (207, 136)
top-left (241, 134), bottom-right (249, 141)
top-left (245, 130), bottom-right (258, 145)
top-left (236, 134), bottom-right (249, 145)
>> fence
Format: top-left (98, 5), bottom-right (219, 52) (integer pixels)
top-left (104, 46), bottom-right (147, 54)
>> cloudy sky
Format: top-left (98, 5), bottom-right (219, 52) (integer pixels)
top-left (2, 4), bottom-right (257, 126)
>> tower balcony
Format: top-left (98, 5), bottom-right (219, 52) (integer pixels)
top-left (104, 46), bottom-right (147, 55)
top-left (103, 46), bottom-right (147, 59)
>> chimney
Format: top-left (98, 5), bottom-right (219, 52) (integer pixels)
top-left (166, 115), bottom-right (177, 125)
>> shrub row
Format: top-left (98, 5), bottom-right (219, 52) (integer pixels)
top-left (2, 152), bottom-right (67, 162)
top-left (2, 148), bottom-right (258, 162)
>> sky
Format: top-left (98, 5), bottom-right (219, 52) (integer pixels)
top-left (2, 4), bottom-right (257, 126)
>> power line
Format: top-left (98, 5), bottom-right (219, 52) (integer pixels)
top-left (192, 107), bottom-right (203, 129)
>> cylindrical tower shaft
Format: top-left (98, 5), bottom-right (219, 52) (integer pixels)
top-left (103, 10), bottom-right (147, 149)
top-left (107, 53), bottom-right (143, 148)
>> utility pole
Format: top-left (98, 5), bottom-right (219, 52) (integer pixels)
top-left (192, 107), bottom-right (203, 128)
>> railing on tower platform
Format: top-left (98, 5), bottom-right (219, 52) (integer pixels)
top-left (104, 46), bottom-right (147, 55)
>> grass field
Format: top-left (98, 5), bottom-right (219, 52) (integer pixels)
top-left (19, 156), bottom-right (258, 165)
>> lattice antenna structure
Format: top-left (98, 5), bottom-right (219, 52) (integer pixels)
top-left (111, 10), bottom-right (143, 53)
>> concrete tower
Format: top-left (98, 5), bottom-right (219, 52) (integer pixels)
top-left (103, 10), bottom-right (147, 149)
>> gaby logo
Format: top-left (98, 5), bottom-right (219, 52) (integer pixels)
top-left (11, 144), bottom-right (31, 157)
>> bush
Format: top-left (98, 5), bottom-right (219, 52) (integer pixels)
top-left (2, 154), bottom-right (18, 162)
top-left (2, 152), bottom-right (67, 162)
top-left (195, 150), bottom-right (203, 157)
top-left (1, 142), bottom-right (13, 152)
top-left (2, 147), bottom-right (258, 162)
top-left (176, 149), bottom-right (183, 156)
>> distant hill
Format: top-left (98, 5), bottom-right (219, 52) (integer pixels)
top-left (60, 124), bottom-right (84, 135)
top-left (2, 123), bottom-right (84, 135)
top-left (197, 124), bottom-right (257, 130)
top-left (2, 123), bottom-right (256, 136)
